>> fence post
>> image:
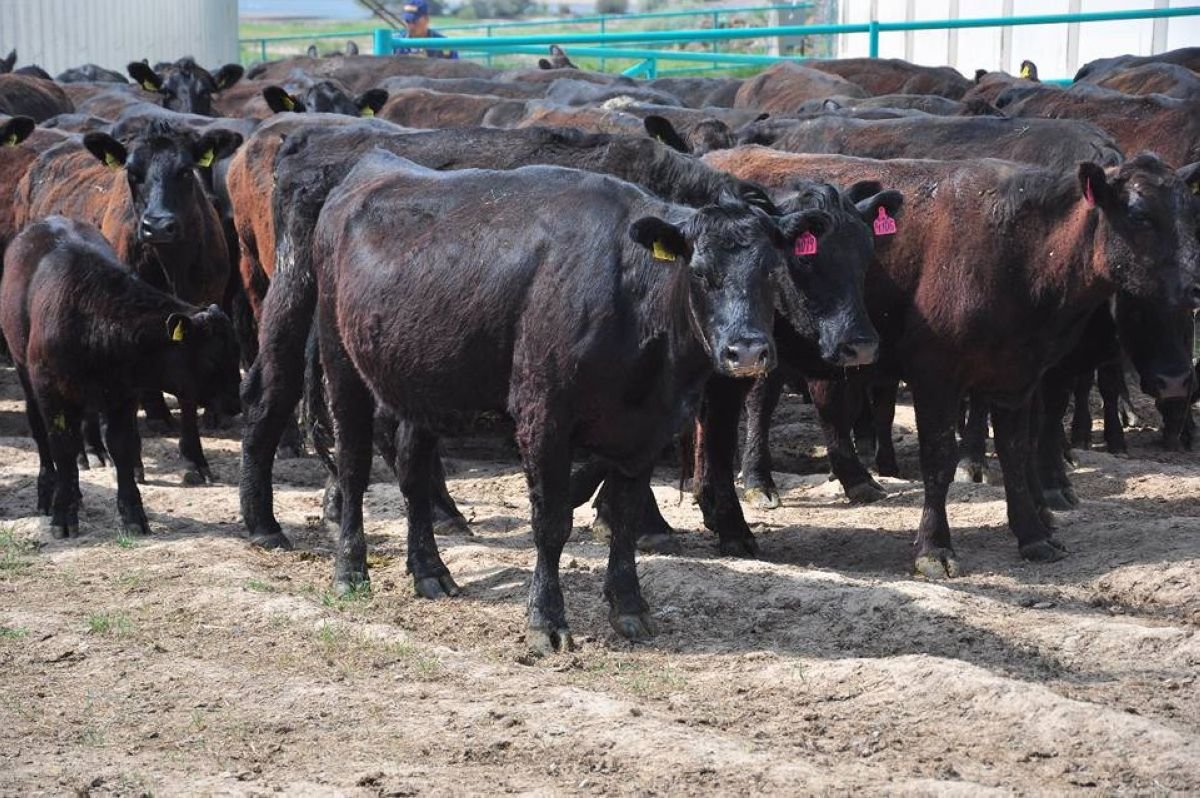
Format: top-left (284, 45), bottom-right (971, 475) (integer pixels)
top-left (868, 19), bottom-right (879, 57)
top-left (373, 28), bottom-right (393, 56)
top-left (712, 11), bottom-right (719, 70)
top-left (485, 25), bottom-right (493, 67)
top-left (600, 17), bottom-right (606, 72)
top-left (260, 39), bottom-right (267, 62)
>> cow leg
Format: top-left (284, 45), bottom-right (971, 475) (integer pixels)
top-left (1096, 362), bottom-right (1128, 455)
top-left (740, 371), bottom-right (784, 510)
top-left (1157, 398), bottom-right (1188, 452)
top-left (1069, 371), bottom-right (1094, 450)
top-left (592, 476), bottom-right (679, 555)
top-left (695, 376), bottom-right (759, 558)
top-left (870, 378), bottom-right (900, 477)
top-left (910, 383), bottom-right (961, 578)
top-left (40, 400), bottom-right (82, 539)
top-left (990, 400), bottom-right (1068, 563)
top-left (514, 396), bottom-right (575, 655)
top-left (176, 398), bottom-right (212, 485)
top-left (397, 425), bottom-right (459, 599)
top-left (1038, 372), bottom-right (1078, 510)
top-left (851, 385), bottom-right (876, 468)
top-left (75, 412), bottom-right (108, 470)
top-left (320, 319), bottom-right (374, 596)
top-left (809, 377), bottom-right (885, 504)
top-left (601, 469), bottom-right (654, 641)
top-left (955, 393), bottom-right (988, 484)
top-left (104, 401), bottom-right (149, 536)
top-left (389, 417), bottom-right (469, 536)
top-left (141, 390), bottom-right (175, 433)
top-left (17, 367), bottom-right (56, 516)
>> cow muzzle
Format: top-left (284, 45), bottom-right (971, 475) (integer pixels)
top-left (1149, 371), bottom-right (1194, 400)
top-left (139, 214), bottom-right (181, 244)
top-left (720, 335), bottom-right (774, 378)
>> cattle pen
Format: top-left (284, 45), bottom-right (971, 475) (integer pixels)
top-left (3, 1), bottom-right (1200, 794)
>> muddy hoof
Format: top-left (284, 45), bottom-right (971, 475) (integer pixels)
top-left (50, 523), bottom-right (78, 540)
top-left (333, 573), bottom-right (370, 597)
top-left (637, 532), bottom-right (681, 555)
top-left (743, 485), bottom-right (780, 510)
top-left (432, 515), bottom-right (472, 536)
top-left (846, 480), bottom-right (886, 504)
top-left (1062, 486), bottom-right (1080, 507)
top-left (527, 625), bottom-right (575, 656)
top-left (914, 548), bottom-right (962, 579)
top-left (1019, 538), bottom-right (1068, 563)
top-left (122, 519), bottom-right (149, 537)
top-left (609, 611), bottom-right (654, 641)
top-left (954, 460), bottom-right (984, 484)
top-left (182, 468), bottom-right (211, 486)
top-left (414, 573), bottom-right (460, 599)
top-left (250, 531), bottom-right (293, 551)
top-left (1042, 489), bottom-right (1074, 512)
top-left (718, 535), bottom-right (759, 558)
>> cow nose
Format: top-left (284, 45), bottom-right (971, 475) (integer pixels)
top-left (1153, 371), bottom-right (1194, 400)
top-left (722, 337), bottom-right (771, 376)
top-left (140, 214), bottom-right (179, 242)
top-left (837, 338), bottom-right (879, 367)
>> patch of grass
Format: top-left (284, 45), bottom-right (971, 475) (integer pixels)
top-left (87, 611), bottom-right (134, 637)
top-left (244, 578), bottom-right (277, 593)
top-left (0, 625), bottom-right (28, 640)
top-left (387, 640), bottom-right (443, 679)
top-left (313, 622), bottom-right (444, 679)
top-left (114, 532), bottom-right (137, 549)
top-left (320, 581), bottom-right (373, 610)
top-left (586, 657), bottom-right (688, 698)
top-left (0, 528), bottom-right (35, 574)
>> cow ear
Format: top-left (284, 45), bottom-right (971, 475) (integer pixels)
top-left (855, 189), bottom-right (904, 227)
top-left (165, 313), bottom-right (192, 344)
top-left (82, 132), bottom-right (127, 169)
top-left (356, 88), bottom-right (388, 117)
top-left (263, 86), bottom-right (303, 113)
top-left (737, 182), bottom-right (778, 215)
top-left (974, 69), bottom-right (988, 84)
top-left (1, 116), bottom-right (35, 147)
top-left (346, 40), bottom-right (360, 56)
top-left (213, 63), bottom-right (244, 90)
top-left (1, 49), bottom-right (15, 74)
top-left (537, 58), bottom-right (553, 70)
top-left (1019, 60), bottom-right (1039, 81)
top-left (192, 129), bottom-right (243, 168)
top-left (306, 44), bottom-right (320, 58)
top-left (629, 217), bottom-right (690, 263)
top-left (775, 209), bottom-right (833, 249)
top-left (1179, 162), bottom-right (1200, 198)
top-left (127, 61), bottom-right (162, 92)
top-left (845, 180), bottom-right (883, 204)
top-left (1078, 162), bottom-right (1114, 208)
top-left (643, 116), bottom-right (690, 153)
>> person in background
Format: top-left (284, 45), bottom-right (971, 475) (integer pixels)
top-left (396, 0), bottom-right (458, 59)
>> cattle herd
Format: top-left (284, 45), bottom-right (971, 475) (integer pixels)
top-left (0, 43), bottom-right (1197, 656)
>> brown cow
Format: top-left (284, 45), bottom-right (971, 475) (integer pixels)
top-left (733, 62), bottom-right (867, 112)
top-left (704, 145), bottom-right (1200, 576)
top-left (809, 57), bottom-right (972, 98)
top-left (1092, 63), bottom-right (1200, 100)
top-left (245, 54), bottom-right (492, 91)
top-left (0, 75), bottom-right (74, 121)
top-left (376, 88), bottom-right (524, 128)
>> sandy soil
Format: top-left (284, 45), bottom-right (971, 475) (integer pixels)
top-left (1, 361), bottom-right (1198, 796)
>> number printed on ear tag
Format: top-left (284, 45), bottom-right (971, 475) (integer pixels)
top-left (874, 206), bottom-right (897, 236)
top-left (794, 231), bottom-right (818, 256)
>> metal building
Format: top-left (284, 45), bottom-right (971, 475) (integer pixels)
top-left (0, 0), bottom-right (239, 77)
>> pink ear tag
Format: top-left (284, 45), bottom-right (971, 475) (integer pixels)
top-left (873, 206), bottom-right (897, 236)
top-left (794, 231), bottom-right (818, 256)
top-left (1084, 178), bottom-right (1095, 207)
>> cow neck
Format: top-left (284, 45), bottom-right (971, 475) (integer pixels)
top-left (642, 249), bottom-right (712, 382)
top-left (643, 145), bottom-right (729, 209)
top-left (73, 263), bottom-right (191, 366)
top-left (1019, 194), bottom-right (1115, 327)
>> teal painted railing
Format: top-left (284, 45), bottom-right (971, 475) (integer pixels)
top-left (375, 5), bottom-right (1200, 78)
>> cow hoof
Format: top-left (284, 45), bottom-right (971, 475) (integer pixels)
top-left (77, 453), bottom-right (90, 471)
top-left (1020, 538), bottom-right (1068, 562)
top-left (122, 519), bottom-right (149, 537)
top-left (637, 532), bottom-right (681, 555)
top-left (609, 611), bottom-right (654, 641)
top-left (954, 460), bottom-right (984, 484)
top-left (718, 535), bottom-right (759, 558)
top-left (250, 531), bottom-right (293, 551)
top-left (846, 481), bottom-right (886, 504)
top-left (1038, 506), bottom-right (1060, 530)
top-left (743, 486), bottom-right (781, 510)
top-left (432, 515), bottom-right (472, 536)
top-left (1063, 486), bottom-right (1080, 507)
top-left (527, 625), bottom-right (575, 656)
top-left (333, 574), bottom-right (370, 598)
top-left (414, 573), bottom-right (461, 599)
top-left (876, 460), bottom-right (900, 478)
top-left (914, 549), bottom-right (962, 579)
top-left (50, 523), bottom-right (77, 539)
top-left (590, 515), bottom-right (612, 543)
top-left (182, 468), bottom-right (211, 486)
top-left (1042, 489), bottom-right (1074, 512)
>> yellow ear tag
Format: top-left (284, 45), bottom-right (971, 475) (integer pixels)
top-left (141, 80), bottom-right (158, 92)
top-left (652, 240), bottom-right (674, 261)
top-left (5, 134), bottom-right (17, 146)
top-left (281, 94), bottom-right (296, 111)
top-left (103, 152), bottom-right (122, 170)
top-left (360, 106), bottom-right (374, 117)
top-left (196, 149), bottom-right (215, 168)
top-left (655, 134), bottom-right (663, 143)
top-left (1019, 64), bottom-right (1031, 78)
top-left (1192, 183), bottom-right (1199, 195)
top-left (52, 413), bottom-right (67, 432)
top-left (171, 321), bottom-right (186, 342)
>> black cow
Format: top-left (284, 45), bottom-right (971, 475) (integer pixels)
top-left (312, 151), bottom-right (815, 651)
top-left (0, 217), bottom-right (240, 538)
top-left (262, 77), bottom-right (388, 116)
top-left (127, 57), bottom-right (244, 116)
top-left (57, 64), bottom-right (129, 84)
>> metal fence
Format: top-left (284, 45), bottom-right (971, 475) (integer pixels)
top-left (374, 5), bottom-right (1200, 79)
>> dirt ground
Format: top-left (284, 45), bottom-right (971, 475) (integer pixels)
top-left (1, 362), bottom-right (1198, 796)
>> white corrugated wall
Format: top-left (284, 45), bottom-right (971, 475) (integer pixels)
top-left (837, 0), bottom-right (1200, 80)
top-left (0, 0), bottom-right (239, 78)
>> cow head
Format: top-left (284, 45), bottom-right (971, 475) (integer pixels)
top-left (162, 304), bottom-right (242, 417)
top-left (1113, 292), bottom-right (1195, 406)
top-left (769, 179), bottom-right (901, 367)
top-left (83, 123), bottom-right (243, 248)
top-left (629, 198), bottom-right (829, 378)
top-left (263, 82), bottom-right (387, 117)
top-left (1081, 154), bottom-right (1200, 310)
top-left (127, 58), bottom-right (244, 116)
top-left (538, 45), bottom-right (577, 70)
top-left (0, 49), bottom-right (15, 74)
top-left (644, 115), bottom-right (734, 157)
top-left (1, 115), bottom-right (35, 147)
